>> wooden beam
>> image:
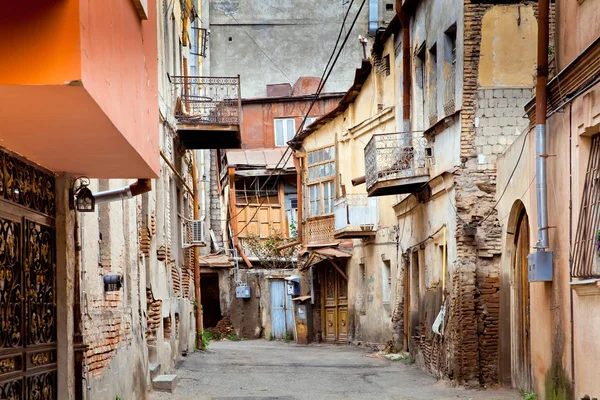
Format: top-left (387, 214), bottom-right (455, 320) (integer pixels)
top-left (330, 259), bottom-right (348, 281)
top-left (160, 150), bottom-right (194, 196)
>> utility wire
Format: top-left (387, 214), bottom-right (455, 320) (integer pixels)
top-left (478, 126), bottom-right (531, 225)
top-left (232, 0), bottom-right (367, 237)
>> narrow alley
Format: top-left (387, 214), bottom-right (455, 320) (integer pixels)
top-left (150, 340), bottom-right (521, 400)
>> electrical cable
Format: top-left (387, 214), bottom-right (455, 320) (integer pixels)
top-left (229, 0), bottom-right (367, 232)
top-left (478, 126), bottom-right (531, 226)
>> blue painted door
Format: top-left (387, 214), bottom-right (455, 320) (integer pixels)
top-left (271, 280), bottom-right (286, 339)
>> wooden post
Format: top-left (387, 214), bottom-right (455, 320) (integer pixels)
top-left (192, 152), bottom-right (204, 350)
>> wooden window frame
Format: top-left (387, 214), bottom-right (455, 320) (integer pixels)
top-left (306, 145), bottom-right (336, 217)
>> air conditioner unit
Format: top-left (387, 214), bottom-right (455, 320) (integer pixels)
top-left (182, 219), bottom-right (207, 248)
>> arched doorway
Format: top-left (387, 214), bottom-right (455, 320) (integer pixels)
top-left (501, 201), bottom-right (531, 390)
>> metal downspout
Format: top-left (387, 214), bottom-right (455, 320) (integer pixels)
top-left (535, 0), bottom-right (550, 250)
top-left (192, 152), bottom-right (204, 349)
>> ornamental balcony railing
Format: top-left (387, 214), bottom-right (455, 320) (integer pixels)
top-left (305, 215), bottom-right (335, 244)
top-left (171, 75), bottom-right (240, 125)
top-left (443, 67), bottom-right (456, 116)
top-left (365, 132), bottom-right (432, 197)
top-left (334, 194), bottom-right (378, 239)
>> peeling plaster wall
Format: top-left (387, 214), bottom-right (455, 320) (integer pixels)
top-left (209, 0), bottom-right (395, 98)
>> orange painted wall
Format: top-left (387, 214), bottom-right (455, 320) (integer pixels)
top-left (79, 0), bottom-right (160, 175)
top-left (241, 97), bottom-right (341, 149)
top-left (0, 0), bottom-right (81, 84)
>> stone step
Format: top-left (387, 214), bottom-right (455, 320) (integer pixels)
top-left (152, 374), bottom-right (178, 393)
top-left (149, 362), bottom-right (161, 380)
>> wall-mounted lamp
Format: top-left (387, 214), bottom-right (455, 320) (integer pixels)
top-left (70, 177), bottom-right (95, 213)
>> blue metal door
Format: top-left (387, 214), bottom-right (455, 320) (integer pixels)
top-left (271, 280), bottom-right (286, 339)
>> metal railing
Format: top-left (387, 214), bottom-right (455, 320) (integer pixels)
top-left (443, 67), bottom-right (456, 116)
top-left (365, 132), bottom-right (432, 190)
top-left (334, 194), bottom-right (378, 233)
top-left (171, 75), bottom-right (241, 125)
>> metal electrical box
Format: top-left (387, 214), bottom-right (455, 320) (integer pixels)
top-left (528, 251), bottom-right (553, 282)
top-left (236, 285), bottom-right (251, 299)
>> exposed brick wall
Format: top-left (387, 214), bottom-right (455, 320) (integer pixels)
top-left (171, 263), bottom-right (182, 297)
top-left (146, 287), bottom-right (162, 344)
top-left (182, 268), bottom-right (192, 298)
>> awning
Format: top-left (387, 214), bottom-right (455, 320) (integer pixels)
top-left (298, 246), bottom-right (352, 271)
top-left (198, 254), bottom-right (233, 268)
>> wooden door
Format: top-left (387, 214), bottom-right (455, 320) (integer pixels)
top-left (511, 210), bottom-right (531, 390)
top-left (322, 263), bottom-right (348, 342)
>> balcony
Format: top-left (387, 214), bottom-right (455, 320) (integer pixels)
top-left (443, 67), bottom-right (456, 116)
top-left (171, 76), bottom-right (242, 149)
top-left (334, 194), bottom-right (378, 239)
top-left (305, 215), bottom-right (335, 245)
top-left (365, 132), bottom-right (432, 197)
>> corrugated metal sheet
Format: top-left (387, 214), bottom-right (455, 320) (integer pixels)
top-left (225, 147), bottom-right (295, 170)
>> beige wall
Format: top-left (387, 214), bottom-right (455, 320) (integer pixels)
top-left (496, 82), bottom-right (600, 398)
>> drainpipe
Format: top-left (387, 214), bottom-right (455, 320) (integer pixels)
top-left (93, 179), bottom-right (152, 204)
top-left (535, 0), bottom-right (550, 250)
top-left (192, 152), bottom-right (204, 350)
top-left (397, 2), bottom-right (411, 132)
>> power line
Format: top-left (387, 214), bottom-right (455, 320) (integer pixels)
top-left (478, 126), bottom-right (532, 226)
top-left (232, 0), bottom-right (367, 237)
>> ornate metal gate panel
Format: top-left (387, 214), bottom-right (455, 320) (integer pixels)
top-left (0, 148), bottom-right (57, 400)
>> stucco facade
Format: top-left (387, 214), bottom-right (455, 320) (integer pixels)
top-left (496, 2), bottom-right (600, 397)
top-left (208, 0), bottom-right (396, 97)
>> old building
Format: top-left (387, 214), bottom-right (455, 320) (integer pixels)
top-left (0, 0), bottom-right (240, 398)
top-left (288, 0), bottom-right (544, 388)
top-left (496, 0), bottom-right (600, 398)
top-left (208, 0), bottom-right (397, 97)
top-left (204, 79), bottom-right (343, 340)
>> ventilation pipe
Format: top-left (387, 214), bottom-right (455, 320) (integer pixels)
top-left (94, 179), bottom-right (152, 204)
top-left (368, 0), bottom-right (379, 35)
top-left (528, 0), bottom-right (553, 282)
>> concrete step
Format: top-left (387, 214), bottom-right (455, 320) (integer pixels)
top-left (149, 362), bottom-right (161, 380)
top-left (152, 374), bottom-right (178, 393)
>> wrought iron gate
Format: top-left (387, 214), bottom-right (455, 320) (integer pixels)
top-left (0, 148), bottom-right (57, 399)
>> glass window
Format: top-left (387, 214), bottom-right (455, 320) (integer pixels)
top-left (274, 118), bottom-right (296, 146)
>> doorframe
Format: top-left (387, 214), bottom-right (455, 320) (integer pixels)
top-left (499, 200), bottom-right (531, 389)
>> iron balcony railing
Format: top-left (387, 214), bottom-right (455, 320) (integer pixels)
top-left (171, 75), bottom-right (241, 125)
top-left (443, 67), bottom-right (456, 116)
top-left (365, 132), bottom-right (432, 191)
top-left (334, 194), bottom-right (378, 233)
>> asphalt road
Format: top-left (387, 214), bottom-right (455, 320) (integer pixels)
top-left (149, 340), bottom-right (521, 400)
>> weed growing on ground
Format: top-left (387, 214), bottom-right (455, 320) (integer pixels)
top-left (227, 333), bottom-right (239, 341)
top-left (405, 357), bottom-right (415, 365)
top-left (283, 331), bottom-right (291, 343)
top-left (269, 333), bottom-right (274, 341)
top-left (201, 331), bottom-right (212, 349)
top-left (519, 389), bottom-right (538, 400)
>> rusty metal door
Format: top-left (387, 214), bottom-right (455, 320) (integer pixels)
top-left (0, 149), bottom-right (57, 399)
top-left (322, 264), bottom-right (348, 342)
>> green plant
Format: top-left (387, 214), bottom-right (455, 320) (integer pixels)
top-left (227, 333), bottom-right (239, 341)
top-left (244, 231), bottom-right (301, 269)
top-left (283, 331), bottom-right (291, 343)
top-left (269, 333), bottom-right (275, 341)
top-left (201, 330), bottom-right (213, 349)
top-left (289, 221), bottom-right (298, 238)
top-left (406, 357), bottom-right (415, 365)
top-left (519, 389), bottom-right (538, 400)
top-left (116, 397), bottom-right (123, 400)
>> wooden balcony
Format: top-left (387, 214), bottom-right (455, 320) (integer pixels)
top-left (365, 132), bottom-right (432, 197)
top-left (305, 215), bottom-right (335, 245)
top-left (334, 194), bottom-right (378, 239)
top-left (171, 75), bottom-right (241, 149)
